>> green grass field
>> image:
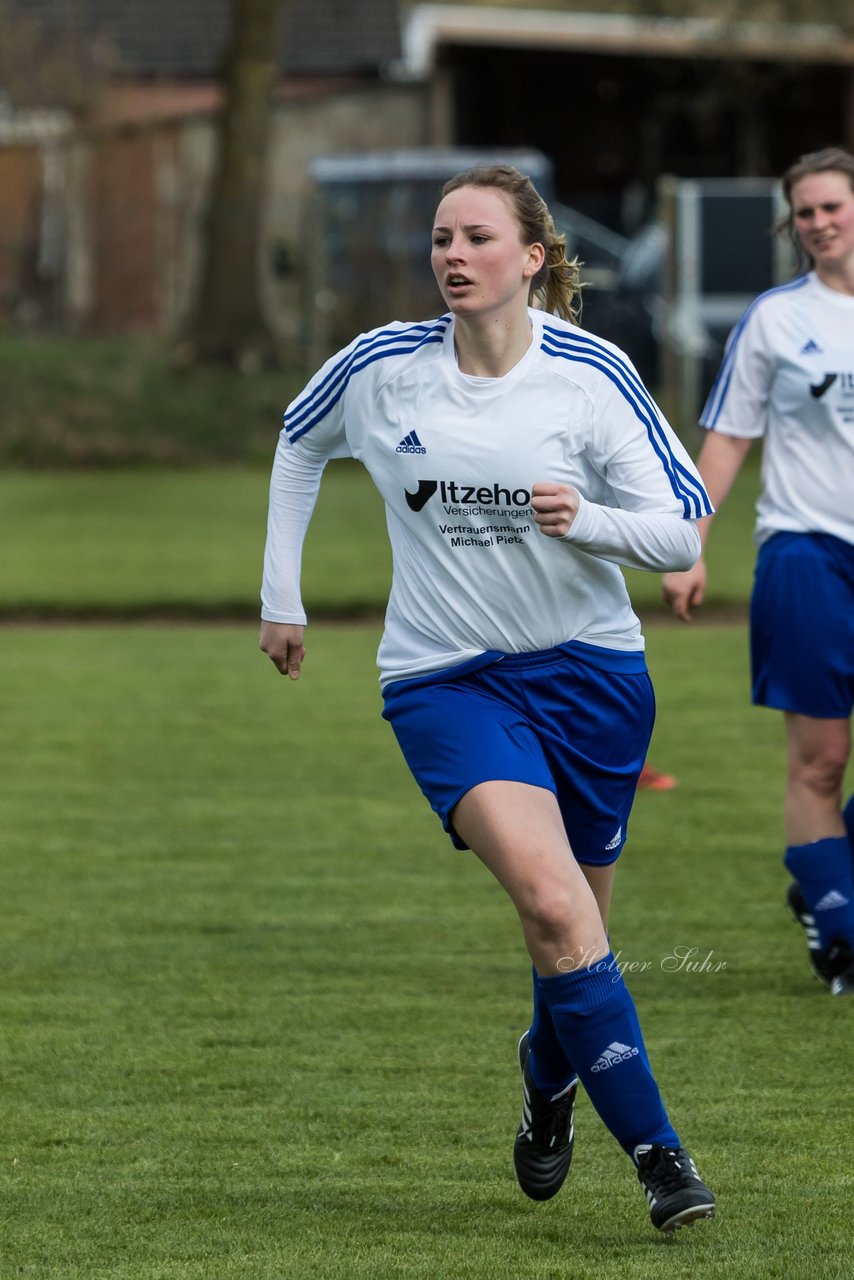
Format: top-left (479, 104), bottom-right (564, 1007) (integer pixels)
top-left (1, 622), bottom-right (852, 1279)
top-left (1, 339), bottom-right (847, 1275)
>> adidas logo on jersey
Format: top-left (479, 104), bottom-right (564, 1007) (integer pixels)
top-left (800, 338), bottom-right (822, 355)
top-left (396, 431), bottom-right (426, 455)
top-left (591, 1041), bottom-right (639, 1072)
top-left (814, 889), bottom-right (850, 911)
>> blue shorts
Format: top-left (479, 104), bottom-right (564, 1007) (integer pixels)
top-left (751, 531), bottom-right (854, 719)
top-left (381, 640), bottom-right (655, 866)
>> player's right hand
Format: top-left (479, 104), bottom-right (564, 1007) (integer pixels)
top-left (259, 621), bottom-right (306, 680)
top-left (661, 561), bottom-right (707, 622)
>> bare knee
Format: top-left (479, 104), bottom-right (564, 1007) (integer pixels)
top-left (515, 880), bottom-right (605, 960)
top-left (789, 743), bottom-right (849, 800)
top-left (787, 717), bottom-right (850, 803)
top-left (518, 885), bottom-right (575, 943)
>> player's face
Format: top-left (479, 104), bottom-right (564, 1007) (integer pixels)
top-left (790, 170), bottom-right (854, 273)
top-left (431, 186), bottom-right (544, 319)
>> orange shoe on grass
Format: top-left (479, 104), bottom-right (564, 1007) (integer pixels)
top-left (637, 764), bottom-right (677, 791)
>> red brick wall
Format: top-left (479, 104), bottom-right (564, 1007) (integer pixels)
top-left (87, 129), bottom-right (161, 331)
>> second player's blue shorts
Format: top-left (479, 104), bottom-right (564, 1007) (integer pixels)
top-left (381, 639), bottom-right (655, 866)
top-left (750, 531), bottom-right (854, 719)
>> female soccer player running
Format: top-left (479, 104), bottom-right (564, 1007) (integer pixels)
top-left (662, 147), bottom-right (854, 997)
top-left (260, 164), bottom-right (716, 1233)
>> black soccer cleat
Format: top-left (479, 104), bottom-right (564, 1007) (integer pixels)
top-left (513, 1030), bottom-right (577, 1201)
top-left (787, 882), bottom-right (847, 990)
top-left (826, 939), bottom-right (854, 997)
top-left (635, 1144), bottom-right (716, 1236)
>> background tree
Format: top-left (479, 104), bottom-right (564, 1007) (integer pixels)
top-left (183, 0), bottom-right (288, 370)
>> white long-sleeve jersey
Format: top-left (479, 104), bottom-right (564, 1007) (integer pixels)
top-left (262, 308), bottom-right (711, 687)
top-left (701, 272), bottom-right (854, 548)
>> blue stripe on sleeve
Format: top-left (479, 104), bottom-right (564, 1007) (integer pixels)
top-left (701, 277), bottom-right (807, 429)
top-left (285, 318), bottom-right (450, 442)
top-left (541, 325), bottom-right (712, 518)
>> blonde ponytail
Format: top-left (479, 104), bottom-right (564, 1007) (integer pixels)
top-left (533, 234), bottom-right (583, 324)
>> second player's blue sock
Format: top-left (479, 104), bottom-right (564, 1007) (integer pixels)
top-left (534, 952), bottom-right (679, 1157)
top-left (785, 836), bottom-right (854, 949)
top-left (528, 966), bottom-right (577, 1095)
top-left (843, 795), bottom-right (854, 855)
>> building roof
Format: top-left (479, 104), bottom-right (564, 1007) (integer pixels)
top-left (20, 0), bottom-right (402, 78)
top-left (402, 4), bottom-right (854, 70)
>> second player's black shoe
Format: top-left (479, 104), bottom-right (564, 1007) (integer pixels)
top-left (513, 1031), bottom-right (577, 1201)
top-left (635, 1144), bottom-right (716, 1236)
top-left (826, 939), bottom-right (854, 997)
top-left (787, 882), bottom-right (837, 987)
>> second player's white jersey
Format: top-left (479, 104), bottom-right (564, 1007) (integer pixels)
top-left (701, 272), bottom-right (854, 547)
top-left (262, 308), bottom-right (710, 686)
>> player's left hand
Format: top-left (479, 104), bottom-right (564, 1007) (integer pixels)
top-left (531, 482), bottom-right (581, 538)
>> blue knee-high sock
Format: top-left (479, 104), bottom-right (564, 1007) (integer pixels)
top-left (528, 966), bottom-right (577, 1095)
top-left (785, 837), bottom-right (854, 950)
top-left (534, 952), bottom-right (679, 1157)
top-left (844, 796), bottom-right (854, 855)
